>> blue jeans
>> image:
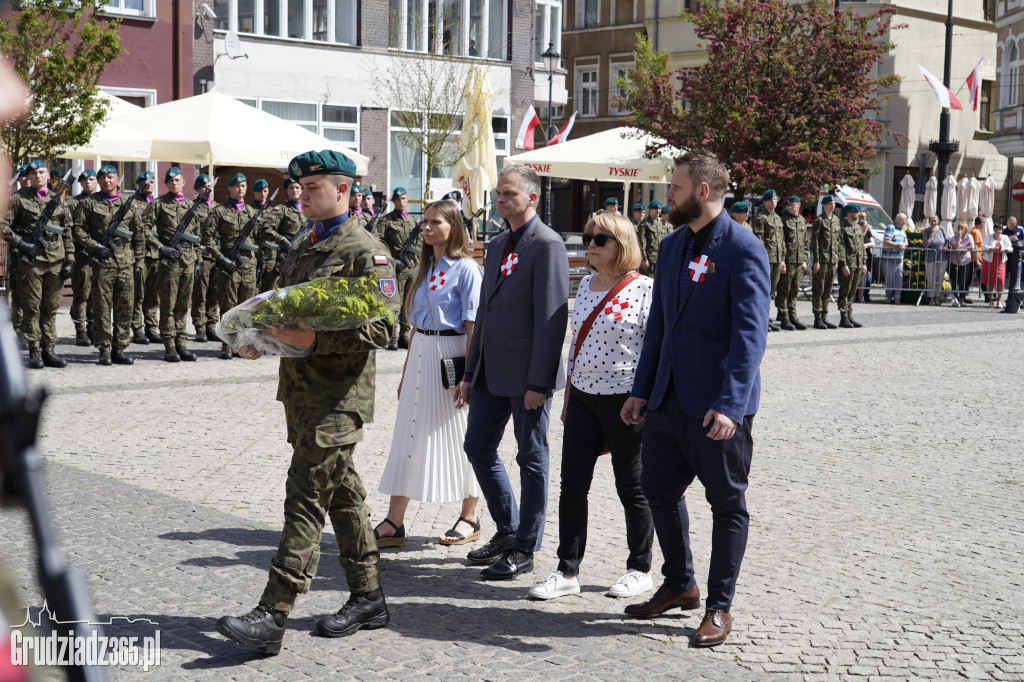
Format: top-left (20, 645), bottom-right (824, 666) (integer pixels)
top-left (463, 378), bottom-right (551, 553)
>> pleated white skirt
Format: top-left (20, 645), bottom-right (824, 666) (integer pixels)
top-left (377, 331), bottom-right (482, 502)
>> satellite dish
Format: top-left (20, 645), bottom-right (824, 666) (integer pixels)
top-left (224, 32), bottom-right (243, 58)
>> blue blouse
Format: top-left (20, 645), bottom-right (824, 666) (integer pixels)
top-left (408, 254), bottom-right (483, 334)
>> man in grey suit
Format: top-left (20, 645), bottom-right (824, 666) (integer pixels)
top-left (457, 165), bottom-right (570, 580)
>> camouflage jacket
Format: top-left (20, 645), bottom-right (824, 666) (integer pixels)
top-left (2, 187), bottom-right (75, 266)
top-left (381, 210), bottom-right (422, 270)
top-left (72, 192), bottom-right (145, 270)
top-left (258, 202), bottom-right (306, 262)
top-left (811, 212), bottom-right (843, 266)
top-left (781, 213), bottom-right (808, 266)
top-left (753, 210), bottom-right (785, 264)
top-left (144, 192), bottom-right (202, 266)
top-left (191, 197), bottom-right (215, 260)
top-left (839, 219), bottom-right (867, 270)
top-left (275, 215), bottom-right (400, 420)
top-left (135, 195), bottom-right (160, 258)
top-left (202, 200), bottom-right (260, 266)
top-left (639, 217), bottom-right (672, 264)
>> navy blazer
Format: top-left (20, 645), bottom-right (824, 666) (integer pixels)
top-left (631, 209), bottom-right (770, 423)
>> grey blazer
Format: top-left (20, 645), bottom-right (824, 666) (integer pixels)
top-left (465, 216), bottom-right (569, 398)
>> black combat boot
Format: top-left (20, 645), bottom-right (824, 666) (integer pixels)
top-left (398, 334), bottom-right (410, 349)
top-left (789, 315), bottom-right (807, 331)
top-left (75, 329), bottom-right (91, 347)
top-left (111, 348), bottom-right (134, 365)
top-left (145, 328), bottom-right (162, 344)
top-left (194, 327), bottom-right (207, 343)
top-left (316, 590), bottom-right (390, 638)
top-left (206, 326), bottom-right (221, 343)
top-left (219, 343), bottom-right (233, 360)
top-left (822, 315), bottom-right (837, 329)
top-left (164, 346), bottom-right (181, 363)
top-left (132, 329), bottom-right (149, 345)
top-left (778, 314), bottom-right (795, 331)
top-left (97, 350), bottom-right (112, 366)
top-left (27, 348), bottom-right (44, 370)
top-left (216, 604), bottom-right (288, 655)
top-left (176, 344), bottom-right (197, 361)
top-left (813, 313), bottom-right (827, 330)
top-left (768, 320), bottom-right (781, 332)
top-left (387, 334), bottom-right (399, 351)
top-left (848, 315), bottom-right (863, 328)
top-left (839, 314), bottom-right (854, 328)
top-left (41, 346), bottom-right (67, 368)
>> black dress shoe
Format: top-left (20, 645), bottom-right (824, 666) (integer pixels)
top-left (624, 584), bottom-right (701, 618)
top-left (480, 549), bottom-right (534, 581)
top-left (111, 349), bottom-right (134, 365)
top-left (216, 604), bottom-right (287, 655)
top-left (466, 531), bottom-right (515, 565)
top-left (316, 590), bottom-right (390, 637)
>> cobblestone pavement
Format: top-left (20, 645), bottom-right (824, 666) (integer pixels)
top-left (2, 297), bottom-right (1023, 680)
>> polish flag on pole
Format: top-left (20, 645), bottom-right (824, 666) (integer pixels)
top-left (514, 105), bottom-right (540, 150)
top-left (546, 111), bottom-right (578, 146)
top-left (919, 65), bottom-right (963, 111)
top-left (965, 58), bottom-right (983, 111)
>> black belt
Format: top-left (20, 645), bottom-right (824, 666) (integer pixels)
top-left (414, 327), bottom-right (461, 336)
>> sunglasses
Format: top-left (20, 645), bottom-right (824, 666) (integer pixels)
top-left (582, 232), bottom-right (616, 247)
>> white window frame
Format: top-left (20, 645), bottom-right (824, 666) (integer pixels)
top-left (102, 0), bottom-right (156, 17)
top-left (236, 96), bottom-right (360, 151)
top-left (535, 0), bottom-right (561, 67)
top-left (609, 57), bottom-right (633, 116)
top-left (216, 0), bottom-right (356, 45)
top-left (576, 64), bottom-right (599, 118)
top-left (390, 0), bottom-right (506, 58)
top-left (1004, 37), bottom-right (1019, 107)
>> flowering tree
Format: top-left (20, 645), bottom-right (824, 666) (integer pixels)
top-left (618, 0), bottom-right (905, 196)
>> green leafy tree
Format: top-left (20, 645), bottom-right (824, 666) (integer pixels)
top-left (618, 0), bottom-right (906, 196)
top-left (0, 0), bottom-right (123, 163)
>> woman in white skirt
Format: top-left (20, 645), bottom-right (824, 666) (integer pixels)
top-left (374, 199), bottom-right (484, 547)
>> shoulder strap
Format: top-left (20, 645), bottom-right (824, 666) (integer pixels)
top-left (570, 271), bottom-right (641, 373)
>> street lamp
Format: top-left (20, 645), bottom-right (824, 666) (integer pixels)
top-left (541, 41), bottom-right (560, 226)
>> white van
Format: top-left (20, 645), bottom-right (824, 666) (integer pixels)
top-left (815, 185), bottom-right (896, 236)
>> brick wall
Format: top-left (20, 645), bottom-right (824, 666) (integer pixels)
top-left (361, 108), bottom-right (389, 189)
top-left (361, 0), bottom-right (390, 49)
top-left (192, 0), bottom-right (214, 95)
top-left (510, 1), bottom-right (535, 150)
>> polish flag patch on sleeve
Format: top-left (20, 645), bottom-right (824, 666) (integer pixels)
top-left (373, 254), bottom-right (388, 265)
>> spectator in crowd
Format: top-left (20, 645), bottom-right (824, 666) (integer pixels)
top-left (922, 215), bottom-right (948, 305)
top-left (981, 223), bottom-right (1011, 307)
top-left (856, 211), bottom-right (877, 303)
top-left (945, 222), bottom-right (974, 305)
top-left (881, 213), bottom-right (908, 304)
top-left (970, 217), bottom-right (986, 302)
top-left (1002, 216), bottom-right (1024, 314)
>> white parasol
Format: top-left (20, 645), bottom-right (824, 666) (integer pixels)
top-left (979, 175), bottom-right (996, 238)
top-left (923, 175), bottom-right (938, 224)
top-left (941, 174), bottom-right (958, 236)
top-left (967, 176), bottom-right (981, 221)
top-left (898, 172), bottom-right (916, 218)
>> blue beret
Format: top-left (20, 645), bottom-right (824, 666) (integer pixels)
top-left (391, 187), bottom-right (407, 200)
top-left (603, 197), bottom-right (619, 206)
top-left (97, 165), bottom-right (118, 178)
top-left (26, 159), bottom-right (46, 171)
top-left (78, 169), bottom-right (97, 181)
top-left (164, 166), bottom-right (182, 182)
top-left (731, 201), bottom-right (750, 213)
top-left (228, 172), bottom-right (247, 186)
top-left (821, 195), bottom-right (835, 205)
top-left (761, 190), bottom-right (778, 201)
top-left (633, 203), bottom-right (646, 211)
top-left (844, 203), bottom-right (862, 213)
top-left (283, 177), bottom-right (299, 188)
top-left (649, 200), bottom-right (662, 209)
top-left (786, 195), bottom-right (801, 205)
top-left (287, 149), bottom-right (357, 180)
top-left (252, 179), bottom-right (268, 191)
top-left (136, 170), bottom-right (155, 184)
top-left (193, 174), bottom-right (211, 190)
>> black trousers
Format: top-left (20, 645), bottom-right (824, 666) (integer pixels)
top-left (557, 386), bottom-right (653, 577)
top-left (640, 380), bottom-right (754, 612)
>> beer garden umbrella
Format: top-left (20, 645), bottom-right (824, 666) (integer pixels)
top-left (967, 176), bottom-right (981, 221)
top-left (979, 175), bottom-right (995, 238)
top-left (923, 175), bottom-right (938, 224)
top-left (898, 172), bottom-right (916, 218)
top-left (941, 174), bottom-right (957, 236)
top-left (451, 66), bottom-right (497, 217)
top-left (62, 91), bottom-right (151, 162)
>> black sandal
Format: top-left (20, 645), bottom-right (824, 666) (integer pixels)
top-left (373, 518), bottom-right (406, 547)
top-left (438, 516), bottom-right (481, 546)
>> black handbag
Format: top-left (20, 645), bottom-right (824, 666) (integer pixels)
top-left (426, 280), bottom-right (466, 390)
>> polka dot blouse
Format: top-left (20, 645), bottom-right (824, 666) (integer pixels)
top-left (568, 273), bottom-right (654, 395)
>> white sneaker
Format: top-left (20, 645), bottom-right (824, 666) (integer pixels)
top-left (607, 569), bottom-right (653, 598)
top-left (528, 571), bottom-right (581, 600)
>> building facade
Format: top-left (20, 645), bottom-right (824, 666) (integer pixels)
top-left (990, 0), bottom-right (1024, 221)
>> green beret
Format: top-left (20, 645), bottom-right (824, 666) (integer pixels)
top-left (786, 195), bottom-right (801, 205)
top-left (283, 177), bottom-right (299, 188)
top-left (351, 183), bottom-right (363, 194)
top-left (26, 159), bottom-right (46, 171)
top-left (164, 166), bottom-right (182, 182)
top-left (97, 164), bottom-right (119, 178)
top-left (78, 169), bottom-right (97, 181)
top-left (603, 197), bottom-right (619, 206)
top-left (649, 200), bottom-right (662, 209)
top-left (193, 174), bottom-right (211, 190)
top-left (136, 170), bottom-right (155, 184)
top-left (821, 195), bottom-right (835, 205)
top-left (287, 149), bottom-right (357, 180)
top-left (15, 164), bottom-right (28, 177)
top-left (731, 201), bottom-right (750, 213)
top-left (844, 203), bottom-right (862, 213)
top-left (391, 187), bottom-right (407, 200)
top-left (633, 203), bottom-right (646, 212)
top-left (442, 190), bottom-right (462, 202)
top-left (252, 178), bottom-right (268, 191)
top-left (228, 172), bottom-right (247, 187)
top-left (761, 189), bottom-right (777, 201)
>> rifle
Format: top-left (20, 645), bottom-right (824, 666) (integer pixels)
top-left (158, 178), bottom-right (218, 270)
top-left (88, 180), bottom-right (141, 267)
top-left (17, 169), bottom-right (73, 265)
top-left (393, 221), bottom-right (423, 274)
top-left (218, 188), bottom-right (279, 272)
top-left (0, 302), bottom-right (111, 682)
top-left (363, 206), bottom-right (385, 237)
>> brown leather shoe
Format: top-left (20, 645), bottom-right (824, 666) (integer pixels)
top-left (623, 584), bottom-right (701, 618)
top-left (693, 609), bottom-right (732, 647)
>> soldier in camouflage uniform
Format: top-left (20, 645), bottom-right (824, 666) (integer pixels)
top-left (775, 196), bottom-right (808, 331)
top-left (73, 165), bottom-right (145, 366)
top-left (837, 203), bottom-right (867, 328)
top-left (190, 174), bottom-right (219, 343)
top-left (810, 195), bottom-right (843, 329)
top-left (630, 202), bottom-right (645, 228)
top-left (6, 164), bottom-right (31, 334)
top-left (131, 170), bottom-right (161, 345)
top-left (730, 201), bottom-right (752, 231)
top-left (203, 172), bottom-right (259, 359)
top-left (753, 190), bottom-right (784, 332)
top-left (348, 182), bottom-right (363, 226)
top-left (68, 169), bottom-right (98, 347)
top-left (146, 167), bottom-right (201, 362)
top-left (1, 160), bottom-right (75, 369)
top-left (215, 150), bottom-right (399, 655)
top-left (380, 187), bottom-right (421, 349)
top-left (247, 179), bottom-right (277, 290)
top-left (258, 177), bottom-right (306, 293)
top-left (358, 186), bottom-right (376, 230)
top-left (638, 199), bottom-right (672, 276)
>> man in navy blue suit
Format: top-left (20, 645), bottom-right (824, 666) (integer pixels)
top-left (620, 150), bottom-right (769, 647)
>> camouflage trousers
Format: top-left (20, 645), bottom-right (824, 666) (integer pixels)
top-left (158, 259), bottom-right (195, 347)
top-left (16, 260), bottom-right (62, 348)
top-left (217, 262), bottom-right (256, 316)
top-left (7, 246), bottom-right (22, 330)
top-left (768, 262), bottom-right (781, 301)
top-left (191, 258), bottom-right (220, 330)
top-left (395, 269), bottom-right (414, 338)
top-left (259, 251), bottom-right (281, 293)
top-left (775, 266), bottom-right (802, 319)
top-left (71, 252), bottom-right (93, 332)
top-left (260, 405), bottom-right (379, 613)
top-left (133, 256), bottom-right (160, 333)
top-left (837, 269), bottom-right (859, 316)
top-left (812, 264), bottom-right (837, 315)
top-left (91, 265), bottom-right (135, 351)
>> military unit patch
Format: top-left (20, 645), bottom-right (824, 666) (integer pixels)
top-left (380, 278), bottom-right (397, 297)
